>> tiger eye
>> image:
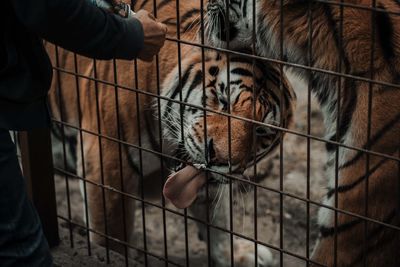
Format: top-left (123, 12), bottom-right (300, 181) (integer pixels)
top-left (255, 126), bottom-right (270, 137)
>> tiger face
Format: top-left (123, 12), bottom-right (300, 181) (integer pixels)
top-left (161, 49), bottom-right (294, 177)
top-left (205, 0), bottom-right (255, 50)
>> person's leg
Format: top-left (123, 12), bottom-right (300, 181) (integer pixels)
top-left (0, 129), bottom-right (52, 267)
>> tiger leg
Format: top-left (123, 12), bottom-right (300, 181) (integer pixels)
top-left (308, 76), bottom-right (400, 266)
top-left (312, 159), bottom-right (400, 267)
top-left (78, 131), bottom-right (137, 255)
top-left (313, 97), bottom-right (400, 266)
top-left (189, 183), bottom-right (273, 267)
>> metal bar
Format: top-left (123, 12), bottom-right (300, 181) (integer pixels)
top-left (334, 1), bottom-right (345, 265)
top-left (54, 167), bottom-right (329, 266)
top-left (173, 0), bottom-right (191, 264)
top-left (54, 45), bottom-right (74, 249)
top-left (159, 38), bottom-right (400, 90)
top-left (131, 32), bottom-right (149, 265)
top-left (19, 129), bottom-right (59, 247)
top-left (112, 58), bottom-right (130, 266)
top-left (92, 58), bottom-right (111, 263)
top-left (135, 62), bottom-right (148, 266)
top-left (222, 1), bottom-right (234, 266)
top-left (313, 0), bottom-right (400, 16)
top-left (48, 76), bottom-right (400, 164)
top-left (56, 165), bottom-right (400, 236)
top-left (51, 119), bottom-right (400, 214)
top-left (46, 2), bottom-right (398, 265)
top-left (364, 0), bottom-right (377, 265)
top-left (57, 215), bottom-right (183, 267)
top-left (306, 0), bottom-right (313, 264)
top-left (148, 0), bottom-right (170, 262)
top-left (279, 0), bottom-right (285, 265)
top-left (52, 42), bottom-right (400, 89)
top-left (72, 52), bottom-right (92, 256)
top-left (251, 0), bottom-right (258, 265)
top-left (198, 0), bottom-right (212, 265)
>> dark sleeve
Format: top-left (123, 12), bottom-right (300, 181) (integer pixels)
top-left (10, 0), bottom-right (144, 60)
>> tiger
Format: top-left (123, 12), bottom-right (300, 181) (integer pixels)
top-left (48, 0), bottom-right (296, 266)
top-left (203, 0), bottom-right (400, 266)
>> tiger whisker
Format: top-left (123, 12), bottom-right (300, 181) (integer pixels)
top-left (237, 181), bottom-right (246, 234)
top-left (161, 118), bottom-right (189, 137)
top-left (158, 109), bottom-right (190, 130)
top-left (159, 120), bottom-right (182, 138)
top-left (212, 181), bottom-right (226, 223)
top-left (211, 184), bottom-right (222, 222)
top-left (182, 13), bottom-right (202, 34)
top-left (211, 180), bottom-right (222, 208)
top-left (163, 105), bottom-right (191, 124)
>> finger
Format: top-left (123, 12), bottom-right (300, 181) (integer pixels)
top-left (136, 9), bottom-right (147, 16)
top-left (157, 23), bottom-right (168, 34)
top-left (148, 12), bottom-right (156, 20)
top-left (159, 39), bottom-right (166, 48)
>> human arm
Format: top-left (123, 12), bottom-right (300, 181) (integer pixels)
top-left (11, 0), bottom-right (147, 60)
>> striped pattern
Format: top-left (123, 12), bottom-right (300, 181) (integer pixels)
top-left (205, 0), bottom-right (400, 266)
top-left (160, 48), bottom-right (295, 173)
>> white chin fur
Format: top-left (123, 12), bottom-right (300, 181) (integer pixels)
top-left (318, 196), bottom-right (334, 228)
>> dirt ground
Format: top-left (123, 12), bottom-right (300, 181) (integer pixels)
top-left (52, 75), bottom-right (329, 267)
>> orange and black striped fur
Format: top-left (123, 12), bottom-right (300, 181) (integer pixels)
top-left (48, 0), bottom-right (296, 265)
top-left (205, 0), bottom-right (400, 266)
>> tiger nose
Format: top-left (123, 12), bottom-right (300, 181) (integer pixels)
top-left (207, 138), bottom-right (217, 164)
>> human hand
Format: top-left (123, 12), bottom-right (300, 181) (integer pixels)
top-left (134, 10), bottom-right (168, 62)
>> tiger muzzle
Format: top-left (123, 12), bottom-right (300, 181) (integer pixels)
top-left (205, 117), bottom-right (253, 168)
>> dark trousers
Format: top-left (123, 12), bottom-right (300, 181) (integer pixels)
top-left (0, 129), bottom-right (52, 266)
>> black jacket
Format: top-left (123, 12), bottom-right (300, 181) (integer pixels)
top-left (0, 0), bottom-right (144, 130)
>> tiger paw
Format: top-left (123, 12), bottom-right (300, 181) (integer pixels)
top-left (213, 239), bottom-right (274, 267)
top-left (233, 240), bottom-right (274, 267)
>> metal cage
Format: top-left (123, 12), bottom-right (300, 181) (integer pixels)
top-left (17, 0), bottom-right (400, 266)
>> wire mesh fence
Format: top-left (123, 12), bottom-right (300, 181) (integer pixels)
top-left (18, 0), bottom-right (400, 266)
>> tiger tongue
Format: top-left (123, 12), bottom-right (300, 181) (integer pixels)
top-left (163, 166), bottom-right (207, 209)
